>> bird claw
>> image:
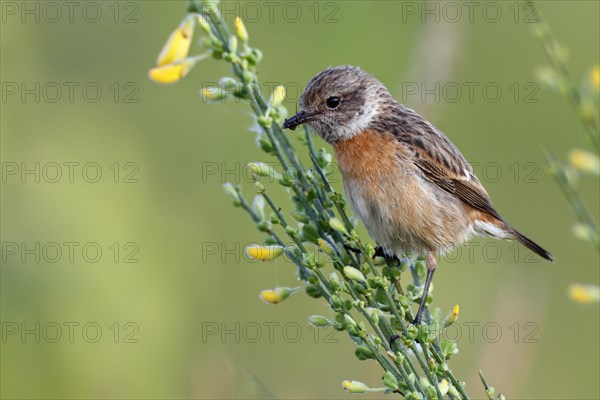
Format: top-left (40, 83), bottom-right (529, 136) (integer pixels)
top-left (374, 246), bottom-right (400, 263)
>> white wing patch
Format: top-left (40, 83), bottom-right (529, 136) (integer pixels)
top-left (473, 220), bottom-right (511, 239)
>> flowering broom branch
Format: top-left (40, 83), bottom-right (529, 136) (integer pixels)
top-left (150, 1), bottom-right (503, 398)
top-left (526, 0), bottom-right (600, 304)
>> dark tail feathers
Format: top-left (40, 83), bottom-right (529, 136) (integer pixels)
top-left (511, 229), bottom-right (554, 261)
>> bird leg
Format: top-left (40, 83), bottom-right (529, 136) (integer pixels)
top-left (413, 251), bottom-right (438, 325)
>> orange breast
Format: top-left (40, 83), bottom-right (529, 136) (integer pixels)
top-left (333, 129), bottom-right (403, 182)
top-left (332, 129), bottom-right (472, 254)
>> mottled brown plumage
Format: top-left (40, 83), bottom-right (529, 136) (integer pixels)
top-left (283, 65), bottom-right (552, 324)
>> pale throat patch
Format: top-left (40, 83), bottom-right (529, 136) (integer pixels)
top-left (334, 97), bottom-right (380, 140)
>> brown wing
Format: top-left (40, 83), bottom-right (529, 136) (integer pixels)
top-left (401, 131), bottom-right (502, 220)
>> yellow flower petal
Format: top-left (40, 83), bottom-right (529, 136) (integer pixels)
top-left (438, 379), bottom-right (449, 396)
top-left (444, 304), bottom-right (460, 327)
top-left (342, 380), bottom-right (370, 393)
top-left (568, 283), bottom-right (600, 304)
top-left (259, 287), bottom-right (292, 304)
top-left (156, 14), bottom-right (195, 67)
top-left (270, 85), bottom-right (286, 107)
top-left (246, 245), bottom-right (284, 261)
top-left (591, 65), bottom-right (600, 89)
top-left (235, 16), bottom-right (248, 42)
top-left (569, 149), bottom-right (600, 175)
top-left (149, 58), bottom-right (194, 84)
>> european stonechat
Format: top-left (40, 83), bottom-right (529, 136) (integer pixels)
top-left (283, 65), bottom-right (553, 325)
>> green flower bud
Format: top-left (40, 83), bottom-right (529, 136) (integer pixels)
top-left (448, 384), bottom-right (460, 398)
top-left (252, 195), bottom-right (265, 220)
top-left (219, 77), bottom-right (239, 91)
top-left (300, 223), bottom-right (319, 244)
top-left (330, 295), bottom-right (342, 311)
top-left (316, 148), bottom-right (333, 168)
top-left (196, 14), bottom-right (212, 34)
top-left (382, 371), bottom-right (399, 389)
top-left (329, 272), bottom-right (342, 292)
top-left (228, 35), bottom-right (238, 54)
top-left (328, 217), bottom-right (348, 235)
top-left (364, 307), bottom-right (382, 324)
top-left (254, 181), bottom-right (265, 193)
top-left (257, 135), bottom-right (274, 153)
top-left (415, 261), bottom-right (426, 279)
top-left (367, 276), bottom-right (384, 289)
top-left (201, 86), bottom-right (229, 103)
top-left (242, 70), bottom-right (255, 83)
top-left (405, 391), bottom-right (423, 400)
top-left (257, 115), bottom-right (273, 128)
top-left (343, 314), bottom-right (357, 328)
top-left (247, 162), bottom-right (280, 180)
top-left (343, 266), bottom-right (366, 283)
top-left (302, 252), bottom-right (316, 269)
top-left (222, 182), bottom-right (241, 206)
top-left (441, 338), bottom-right (458, 359)
top-left (305, 284), bottom-right (322, 298)
top-left (355, 345), bottom-right (375, 360)
top-left (251, 48), bottom-right (263, 64)
top-left (307, 315), bottom-right (332, 327)
top-left (291, 211), bottom-right (310, 223)
top-left (406, 324), bottom-right (418, 340)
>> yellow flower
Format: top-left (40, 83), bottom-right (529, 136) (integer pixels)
top-left (270, 85), bottom-right (286, 107)
top-left (569, 284), bottom-right (600, 304)
top-left (259, 287), bottom-right (293, 304)
top-left (245, 244), bottom-right (284, 261)
top-left (591, 65), bottom-right (600, 89)
top-left (317, 238), bottom-right (335, 255)
top-left (444, 304), bottom-right (460, 327)
top-left (156, 14), bottom-right (195, 67)
top-left (234, 16), bottom-right (248, 42)
top-left (342, 380), bottom-right (370, 393)
top-left (148, 56), bottom-right (202, 84)
top-left (569, 149), bottom-right (600, 175)
top-left (438, 380), bottom-right (450, 397)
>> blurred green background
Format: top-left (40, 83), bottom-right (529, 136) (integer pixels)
top-left (1, 0), bottom-right (598, 398)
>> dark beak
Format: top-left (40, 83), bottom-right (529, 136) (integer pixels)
top-left (282, 110), bottom-right (319, 131)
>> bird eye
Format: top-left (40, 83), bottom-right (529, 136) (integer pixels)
top-left (326, 96), bottom-right (341, 109)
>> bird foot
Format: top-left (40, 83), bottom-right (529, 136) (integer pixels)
top-left (374, 246), bottom-right (400, 263)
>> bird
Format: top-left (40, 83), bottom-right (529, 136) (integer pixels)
top-left (282, 65), bottom-right (553, 325)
